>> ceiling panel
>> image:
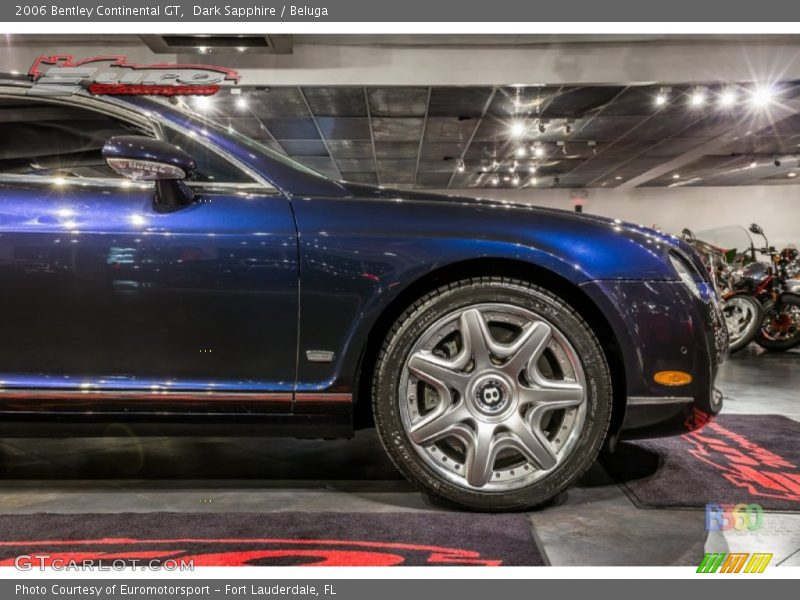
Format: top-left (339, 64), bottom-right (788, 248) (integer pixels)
top-left (278, 140), bottom-right (330, 156)
top-left (316, 117), bottom-right (372, 140)
top-left (372, 117), bottom-right (425, 141)
top-left (542, 86), bottom-right (626, 117)
top-left (302, 87), bottom-right (368, 116)
top-left (423, 117), bottom-right (479, 142)
top-left (428, 87), bottom-right (493, 117)
top-left (265, 118), bottom-right (321, 140)
top-left (326, 140), bottom-right (375, 159)
top-left (367, 87), bottom-right (429, 117)
top-left (247, 88), bottom-right (310, 117)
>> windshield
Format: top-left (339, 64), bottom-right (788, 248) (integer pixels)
top-left (216, 120), bottom-right (329, 180)
top-left (693, 225), bottom-right (754, 254)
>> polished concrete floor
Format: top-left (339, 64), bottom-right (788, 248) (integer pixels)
top-left (0, 346), bottom-right (797, 566)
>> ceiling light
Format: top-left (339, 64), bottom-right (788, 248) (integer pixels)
top-left (236, 96), bottom-right (248, 109)
top-left (752, 85), bottom-right (774, 107)
top-left (516, 146), bottom-right (527, 158)
top-left (510, 122), bottom-right (526, 137)
top-left (655, 93), bottom-right (667, 106)
top-left (491, 175), bottom-right (499, 185)
top-left (672, 173), bottom-right (680, 179)
top-left (719, 89), bottom-right (736, 108)
top-left (512, 175), bottom-right (520, 185)
top-left (750, 161), bottom-right (758, 169)
top-left (10, 69), bottom-right (19, 75)
top-left (237, 46), bottom-right (247, 53)
top-left (457, 160), bottom-right (465, 173)
top-left (529, 163), bottom-right (537, 173)
top-left (530, 177), bottom-right (538, 186)
top-left (533, 145), bottom-right (545, 158)
top-left (788, 172), bottom-right (797, 178)
top-left (691, 89), bottom-right (706, 107)
top-left (615, 176), bottom-right (623, 180)
top-left (193, 96), bottom-right (212, 111)
top-left (198, 46), bottom-right (208, 54)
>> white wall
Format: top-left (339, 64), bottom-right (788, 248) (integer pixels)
top-left (5, 37), bottom-right (800, 86)
top-left (442, 185), bottom-right (800, 250)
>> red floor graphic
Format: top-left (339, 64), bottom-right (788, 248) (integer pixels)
top-left (0, 512), bottom-right (545, 567)
top-left (603, 413), bottom-right (800, 511)
top-left (683, 410), bottom-right (800, 504)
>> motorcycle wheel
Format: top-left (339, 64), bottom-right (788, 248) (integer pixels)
top-left (723, 294), bottom-right (763, 353)
top-left (755, 294), bottom-right (800, 352)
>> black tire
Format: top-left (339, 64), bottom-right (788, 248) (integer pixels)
top-left (371, 276), bottom-right (612, 511)
top-left (724, 294), bottom-right (763, 354)
top-left (755, 294), bottom-right (800, 352)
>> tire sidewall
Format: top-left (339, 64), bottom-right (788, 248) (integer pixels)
top-left (372, 278), bottom-right (612, 511)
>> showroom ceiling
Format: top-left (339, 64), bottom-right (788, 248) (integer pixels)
top-left (6, 34), bottom-right (800, 190)
top-left (196, 82), bottom-right (800, 190)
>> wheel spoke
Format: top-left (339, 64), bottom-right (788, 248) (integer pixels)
top-left (464, 423), bottom-right (498, 487)
top-left (502, 321), bottom-right (552, 376)
top-left (520, 377), bottom-right (584, 411)
top-left (408, 403), bottom-right (471, 445)
top-left (505, 414), bottom-right (558, 471)
top-left (408, 351), bottom-right (470, 396)
top-left (461, 308), bottom-right (494, 369)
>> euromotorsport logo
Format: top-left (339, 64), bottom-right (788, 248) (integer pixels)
top-left (27, 54), bottom-right (240, 97)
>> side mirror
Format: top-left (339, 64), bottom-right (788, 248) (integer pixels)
top-left (103, 135), bottom-right (196, 207)
top-left (681, 228), bottom-right (696, 242)
top-left (748, 223), bottom-right (763, 236)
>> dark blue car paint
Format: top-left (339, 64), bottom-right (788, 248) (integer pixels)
top-left (0, 91), bottom-right (725, 438)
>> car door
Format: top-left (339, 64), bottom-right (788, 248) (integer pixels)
top-left (0, 93), bottom-right (298, 413)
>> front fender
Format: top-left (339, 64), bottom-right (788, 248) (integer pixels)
top-left (291, 196), bottom-right (679, 396)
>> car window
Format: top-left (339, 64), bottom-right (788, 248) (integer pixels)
top-left (0, 97), bottom-right (148, 179)
top-left (0, 96), bottom-right (259, 186)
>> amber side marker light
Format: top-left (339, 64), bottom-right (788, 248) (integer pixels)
top-left (654, 371), bottom-right (693, 386)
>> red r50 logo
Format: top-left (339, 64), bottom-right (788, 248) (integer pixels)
top-left (705, 503), bottom-right (764, 531)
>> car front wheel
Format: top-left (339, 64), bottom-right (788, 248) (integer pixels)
top-left (372, 277), bottom-right (612, 511)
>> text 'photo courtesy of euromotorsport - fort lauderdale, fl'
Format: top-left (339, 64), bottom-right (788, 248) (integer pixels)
top-left (29, 5), bottom-right (329, 18)
top-left (0, 0), bottom-right (798, 595)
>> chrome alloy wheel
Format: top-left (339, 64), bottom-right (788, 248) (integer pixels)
top-left (399, 303), bottom-right (587, 492)
top-left (722, 296), bottom-right (759, 345)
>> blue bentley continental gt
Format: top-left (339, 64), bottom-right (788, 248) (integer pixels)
top-left (0, 82), bottom-right (727, 510)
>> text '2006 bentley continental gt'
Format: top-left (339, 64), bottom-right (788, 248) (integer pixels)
top-left (0, 83), bottom-right (727, 510)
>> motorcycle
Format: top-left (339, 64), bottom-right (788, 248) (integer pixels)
top-left (739, 224), bottom-right (800, 351)
top-left (682, 227), bottom-right (764, 353)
